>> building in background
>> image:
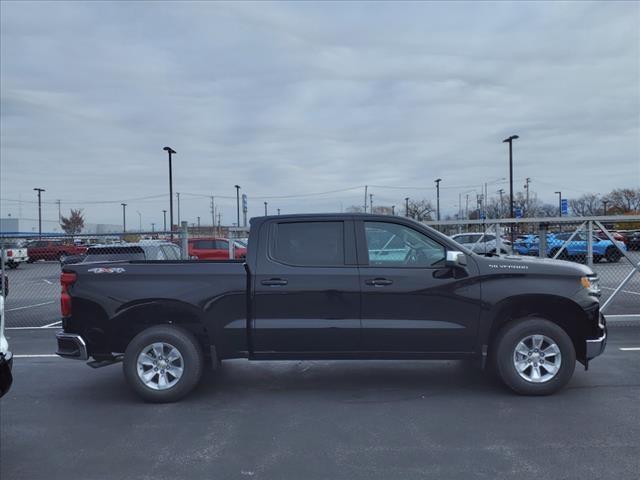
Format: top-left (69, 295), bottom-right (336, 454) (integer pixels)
top-left (0, 217), bottom-right (121, 235)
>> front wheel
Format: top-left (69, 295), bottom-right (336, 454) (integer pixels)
top-left (123, 325), bottom-right (204, 403)
top-left (605, 247), bottom-right (621, 263)
top-left (493, 318), bottom-right (576, 395)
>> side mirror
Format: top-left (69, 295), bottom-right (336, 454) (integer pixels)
top-left (445, 250), bottom-right (467, 267)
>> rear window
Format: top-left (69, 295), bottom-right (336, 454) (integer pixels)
top-left (271, 221), bottom-right (344, 267)
top-left (85, 246), bottom-right (146, 262)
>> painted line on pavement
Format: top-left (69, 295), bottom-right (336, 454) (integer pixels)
top-left (14, 354), bottom-right (59, 358)
top-left (41, 320), bottom-right (62, 328)
top-left (6, 301), bottom-right (56, 312)
top-left (619, 347), bottom-right (640, 351)
top-left (43, 279), bottom-right (53, 285)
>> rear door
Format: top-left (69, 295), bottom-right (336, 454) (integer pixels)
top-left (252, 218), bottom-right (360, 354)
top-left (357, 219), bottom-right (481, 353)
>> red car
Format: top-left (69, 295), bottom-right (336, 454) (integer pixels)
top-left (596, 230), bottom-right (627, 244)
top-left (188, 237), bottom-right (246, 260)
top-left (26, 240), bottom-right (88, 262)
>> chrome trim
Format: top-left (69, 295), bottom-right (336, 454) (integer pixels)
top-left (586, 332), bottom-right (607, 360)
top-left (56, 332), bottom-right (89, 361)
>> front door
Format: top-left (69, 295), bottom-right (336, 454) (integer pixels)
top-left (252, 219), bottom-right (361, 354)
top-left (358, 220), bottom-right (481, 353)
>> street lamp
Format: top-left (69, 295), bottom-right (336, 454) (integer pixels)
top-left (264, 202), bottom-right (268, 216)
top-left (33, 188), bottom-right (45, 238)
top-left (391, 205), bottom-right (395, 215)
top-left (435, 178), bottom-right (442, 221)
top-left (162, 210), bottom-right (167, 231)
top-left (602, 199), bottom-right (609, 216)
top-left (163, 147), bottom-right (176, 236)
top-left (234, 185), bottom-right (241, 228)
top-left (405, 197), bottom-right (410, 217)
top-left (555, 191), bottom-right (562, 217)
top-left (121, 203), bottom-right (127, 232)
top-left (277, 208), bottom-right (281, 215)
top-left (502, 134), bottom-right (519, 243)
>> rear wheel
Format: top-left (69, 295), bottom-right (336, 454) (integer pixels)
top-left (123, 325), bottom-right (204, 403)
top-left (493, 317), bottom-right (575, 395)
top-left (605, 247), bottom-right (621, 263)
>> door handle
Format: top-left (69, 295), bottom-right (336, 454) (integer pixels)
top-left (365, 278), bottom-right (393, 287)
top-left (261, 278), bottom-right (288, 287)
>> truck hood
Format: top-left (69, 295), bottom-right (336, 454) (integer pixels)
top-left (475, 254), bottom-right (594, 277)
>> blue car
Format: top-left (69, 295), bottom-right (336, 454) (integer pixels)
top-left (515, 232), bottom-right (626, 263)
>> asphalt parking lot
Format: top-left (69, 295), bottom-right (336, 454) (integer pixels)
top-left (3, 252), bottom-right (640, 328)
top-left (1, 326), bottom-right (639, 480)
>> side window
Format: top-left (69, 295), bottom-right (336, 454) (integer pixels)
top-left (483, 235), bottom-right (496, 242)
top-left (194, 240), bottom-right (216, 249)
top-left (215, 240), bottom-right (229, 250)
top-left (161, 245), bottom-right (179, 260)
top-left (454, 235), bottom-right (470, 244)
top-left (365, 221), bottom-right (446, 268)
top-left (271, 221), bottom-right (344, 267)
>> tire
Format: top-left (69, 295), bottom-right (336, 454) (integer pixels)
top-left (123, 325), bottom-right (205, 403)
top-left (550, 248), bottom-right (568, 260)
top-left (605, 247), bottom-right (621, 263)
top-left (493, 317), bottom-right (576, 395)
top-left (593, 255), bottom-right (602, 263)
top-left (6, 262), bottom-right (17, 270)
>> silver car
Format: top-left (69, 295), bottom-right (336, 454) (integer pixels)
top-left (450, 233), bottom-right (512, 256)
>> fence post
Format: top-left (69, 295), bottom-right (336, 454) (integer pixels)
top-left (586, 220), bottom-right (593, 267)
top-left (494, 223), bottom-right (502, 256)
top-left (0, 237), bottom-right (5, 297)
top-left (180, 221), bottom-right (189, 259)
top-left (538, 223), bottom-right (547, 258)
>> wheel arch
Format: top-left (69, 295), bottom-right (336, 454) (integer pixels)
top-left (483, 294), bottom-right (589, 362)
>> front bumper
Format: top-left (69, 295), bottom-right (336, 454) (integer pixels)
top-left (0, 351), bottom-right (13, 398)
top-left (56, 332), bottom-right (89, 360)
top-left (586, 314), bottom-right (607, 360)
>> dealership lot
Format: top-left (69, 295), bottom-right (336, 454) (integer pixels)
top-left (4, 252), bottom-right (640, 328)
top-left (1, 326), bottom-right (639, 480)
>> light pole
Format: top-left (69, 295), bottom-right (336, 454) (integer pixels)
top-left (555, 191), bottom-right (562, 217)
top-left (163, 147), bottom-right (176, 235)
top-left (121, 203), bottom-right (127, 232)
top-left (264, 202), bottom-right (268, 216)
top-left (197, 216), bottom-right (200, 229)
top-left (391, 205), bottom-right (395, 215)
top-left (234, 185), bottom-right (241, 228)
top-left (136, 210), bottom-right (142, 231)
top-left (33, 188), bottom-right (45, 238)
top-left (369, 193), bottom-right (373, 213)
top-left (435, 178), bottom-right (442, 221)
top-left (162, 210), bottom-right (167, 231)
top-left (405, 197), bottom-right (409, 217)
top-left (497, 189), bottom-right (504, 218)
top-left (277, 208), bottom-right (281, 215)
top-left (502, 134), bottom-right (519, 243)
top-left (151, 223), bottom-right (155, 233)
top-left (602, 200), bottom-right (609, 216)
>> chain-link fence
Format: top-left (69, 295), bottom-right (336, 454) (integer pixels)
top-left (0, 223), bottom-right (249, 328)
top-left (426, 215), bottom-right (640, 317)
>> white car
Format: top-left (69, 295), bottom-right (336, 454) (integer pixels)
top-left (450, 233), bottom-right (512, 256)
top-left (0, 293), bottom-right (13, 397)
top-left (2, 242), bottom-right (29, 269)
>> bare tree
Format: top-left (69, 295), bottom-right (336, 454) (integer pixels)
top-left (60, 209), bottom-right (85, 234)
top-left (607, 188), bottom-right (640, 213)
top-left (407, 199), bottom-right (435, 222)
top-left (569, 193), bottom-right (600, 216)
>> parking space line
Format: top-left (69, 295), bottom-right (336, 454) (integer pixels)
top-left (6, 301), bottom-right (56, 312)
top-left (619, 347), bottom-right (640, 351)
top-left (41, 320), bottom-right (62, 328)
top-left (43, 279), bottom-right (53, 285)
top-left (14, 354), bottom-right (59, 358)
top-left (607, 314), bottom-right (640, 318)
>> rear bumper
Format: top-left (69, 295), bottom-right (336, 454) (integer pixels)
top-left (0, 351), bottom-right (13, 397)
top-left (586, 315), bottom-right (607, 360)
top-left (56, 332), bottom-right (89, 360)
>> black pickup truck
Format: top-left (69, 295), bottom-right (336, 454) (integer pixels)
top-left (56, 214), bottom-right (606, 402)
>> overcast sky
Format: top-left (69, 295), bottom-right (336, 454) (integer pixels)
top-left (1, 0), bottom-right (639, 229)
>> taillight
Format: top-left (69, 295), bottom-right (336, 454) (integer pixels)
top-left (60, 272), bottom-right (77, 317)
top-left (7, 250), bottom-right (12, 257)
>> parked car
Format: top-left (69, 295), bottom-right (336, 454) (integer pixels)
top-left (26, 239), bottom-right (87, 262)
top-left (188, 237), bottom-right (247, 260)
top-left (626, 230), bottom-right (640, 251)
top-left (62, 241), bottom-right (183, 265)
top-left (545, 233), bottom-right (626, 263)
top-left (596, 230), bottom-right (626, 243)
top-left (0, 293), bottom-right (13, 398)
top-left (450, 233), bottom-right (512, 255)
top-left (513, 234), bottom-right (539, 256)
top-left (1, 242), bottom-right (28, 269)
top-left (56, 213), bottom-right (606, 402)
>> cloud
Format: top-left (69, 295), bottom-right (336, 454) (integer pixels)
top-left (1, 0), bottom-right (638, 227)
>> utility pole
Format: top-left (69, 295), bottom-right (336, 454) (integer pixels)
top-left (458, 193), bottom-right (462, 220)
top-left (264, 202), bottom-right (268, 216)
top-left (502, 134), bottom-right (519, 243)
top-left (151, 223), bottom-right (155, 233)
top-left (197, 216), bottom-right (200, 229)
top-left (217, 212), bottom-right (222, 234)
top-left (56, 199), bottom-right (61, 224)
top-left (369, 193), bottom-right (373, 214)
top-left (162, 210), bottom-right (167, 231)
top-left (176, 193), bottom-right (181, 228)
top-left (524, 177), bottom-right (531, 216)
top-left (121, 203), bottom-right (127, 232)
top-left (435, 178), bottom-right (442, 221)
top-left (555, 191), bottom-right (562, 217)
top-left (234, 185), bottom-right (241, 228)
top-left (33, 188), bottom-right (45, 238)
top-left (136, 211), bottom-right (142, 231)
top-left (364, 185), bottom-right (368, 213)
top-left (465, 194), bottom-right (469, 219)
top-left (498, 189), bottom-right (504, 218)
top-left (163, 147), bottom-right (176, 236)
top-left (210, 196), bottom-right (215, 231)
top-left (405, 197), bottom-right (409, 217)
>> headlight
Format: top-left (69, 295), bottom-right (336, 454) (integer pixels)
top-left (581, 276), bottom-right (601, 297)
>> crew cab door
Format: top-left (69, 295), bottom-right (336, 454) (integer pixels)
top-left (356, 220), bottom-right (481, 353)
top-left (252, 218), bottom-right (360, 354)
